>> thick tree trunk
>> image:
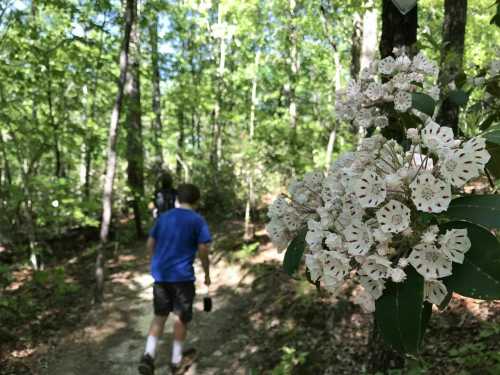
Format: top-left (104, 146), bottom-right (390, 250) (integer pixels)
top-left (125, 0), bottom-right (144, 239)
top-left (350, 13), bottom-right (362, 79)
top-left (379, 0), bottom-right (418, 59)
top-left (45, 57), bottom-right (63, 178)
top-left (96, 0), bottom-right (134, 304)
top-left (149, 12), bottom-right (164, 165)
top-left (437, 0), bottom-right (467, 133)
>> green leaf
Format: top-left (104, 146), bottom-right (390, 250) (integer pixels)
top-left (283, 227), bottom-right (307, 276)
top-left (375, 268), bottom-right (426, 354)
top-left (447, 90), bottom-right (469, 107)
top-left (412, 93), bottom-right (435, 117)
top-left (446, 195), bottom-right (500, 228)
top-left (486, 141), bottom-right (500, 178)
top-left (485, 126), bottom-right (500, 144)
top-left (479, 115), bottom-right (498, 131)
top-left (441, 221), bottom-right (500, 300)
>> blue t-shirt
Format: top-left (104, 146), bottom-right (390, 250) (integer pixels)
top-left (149, 208), bottom-right (212, 282)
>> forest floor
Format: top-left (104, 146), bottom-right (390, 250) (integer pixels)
top-left (1, 220), bottom-right (500, 375)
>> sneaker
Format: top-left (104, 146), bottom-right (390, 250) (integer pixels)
top-left (138, 353), bottom-right (155, 375)
top-left (170, 348), bottom-right (197, 374)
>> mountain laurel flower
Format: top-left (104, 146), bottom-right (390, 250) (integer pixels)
top-left (424, 280), bottom-right (448, 305)
top-left (409, 243), bottom-right (453, 280)
top-left (438, 229), bottom-right (471, 264)
top-left (410, 172), bottom-right (451, 213)
top-left (390, 267), bottom-right (407, 283)
top-left (365, 82), bottom-right (384, 101)
top-left (361, 255), bottom-right (393, 280)
top-left (421, 120), bottom-right (455, 153)
top-left (394, 90), bottom-right (412, 112)
top-left (378, 56), bottom-right (396, 75)
top-left (440, 149), bottom-right (479, 187)
top-left (376, 200), bottom-right (411, 233)
top-left (421, 225), bottom-right (439, 244)
top-left (354, 170), bottom-right (387, 208)
top-left (406, 128), bottom-right (420, 143)
top-left (344, 221), bottom-right (374, 256)
top-left (462, 137), bottom-right (491, 172)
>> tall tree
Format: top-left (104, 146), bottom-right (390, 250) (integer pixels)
top-left (125, 0), bottom-right (144, 238)
top-left (96, 0), bottom-right (135, 303)
top-left (379, 0), bottom-right (418, 58)
top-left (287, 0), bottom-right (300, 159)
top-left (149, 6), bottom-right (164, 165)
top-left (437, 0), bottom-right (467, 133)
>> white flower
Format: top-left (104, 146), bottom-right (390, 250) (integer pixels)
top-left (395, 55), bottom-right (412, 72)
top-left (323, 251), bottom-right (350, 280)
top-left (323, 273), bottom-right (343, 293)
top-left (335, 198), bottom-right (364, 229)
top-left (373, 116), bottom-right (389, 129)
top-left (427, 85), bottom-right (440, 101)
top-left (354, 108), bottom-right (374, 129)
top-left (394, 90), bottom-right (412, 112)
top-left (361, 255), bottom-right (393, 280)
top-left (440, 149), bottom-right (480, 187)
top-left (412, 52), bottom-right (437, 75)
top-left (410, 172), bottom-right (451, 213)
top-left (282, 208), bottom-right (303, 231)
top-left (353, 289), bottom-right (376, 313)
top-left (409, 243), bottom-right (453, 280)
top-left (305, 253), bottom-right (323, 281)
top-left (391, 268), bottom-right (407, 283)
top-left (325, 233), bottom-right (342, 251)
top-left (305, 219), bottom-right (327, 250)
top-left (462, 137), bottom-right (491, 172)
top-left (373, 228), bottom-right (392, 244)
top-left (303, 171), bottom-right (324, 192)
top-left (398, 257), bottom-right (409, 268)
top-left (365, 82), bottom-right (384, 101)
top-left (401, 227), bottom-right (413, 237)
top-left (406, 128), bottom-right (420, 143)
top-left (358, 271), bottom-right (385, 299)
top-left (344, 221), bottom-right (374, 256)
top-left (384, 173), bottom-right (403, 190)
top-left (376, 200), bottom-right (411, 233)
top-left (378, 56), bottom-right (396, 75)
top-left (392, 72), bottom-right (411, 90)
top-left (354, 170), bottom-right (387, 208)
top-left (424, 280), bottom-right (448, 305)
top-left (421, 120), bottom-right (454, 153)
top-left (346, 80), bottom-right (361, 97)
top-left (268, 196), bottom-right (289, 219)
top-left (266, 219), bottom-right (291, 252)
top-left (421, 225), bottom-right (439, 244)
top-left (439, 228), bottom-right (471, 264)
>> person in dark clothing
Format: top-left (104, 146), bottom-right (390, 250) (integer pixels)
top-left (153, 172), bottom-right (176, 218)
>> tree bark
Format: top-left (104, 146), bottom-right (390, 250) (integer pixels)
top-left (125, 0), bottom-right (144, 239)
top-left (287, 0), bottom-right (299, 156)
top-left (350, 13), bottom-right (362, 79)
top-left (379, 0), bottom-right (418, 59)
top-left (437, 0), bottom-right (467, 133)
top-left (176, 110), bottom-right (185, 180)
top-left (149, 11), bottom-right (164, 165)
top-left (96, 0), bottom-right (134, 303)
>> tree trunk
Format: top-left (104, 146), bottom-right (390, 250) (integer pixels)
top-left (149, 12), bottom-right (164, 165)
top-left (350, 13), bottom-right (362, 79)
top-left (379, 0), bottom-right (418, 142)
top-left (45, 56), bottom-right (63, 178)
top-left (96, 0), bottom-right (134, 304)
top-left (176, 110), bottom-right (185, 180)
top-left (379, 0), bottom-right (418, 59)
top-left (437, 0), bottom-right (467, 133)
top-left (244, 49), bottom-right (260, 242)
top-left (287, 0), bottom-right (299, 158)
top-left (125, 0), bottom-right (144, 239)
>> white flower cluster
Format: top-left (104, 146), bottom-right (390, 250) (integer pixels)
top-left (267, 124), bottom-right (490, 312)
top-left (335, 50), bottom-right (439, 129)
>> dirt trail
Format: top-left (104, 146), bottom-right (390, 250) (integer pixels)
top-left (37, 235), bottom-right (282, 375)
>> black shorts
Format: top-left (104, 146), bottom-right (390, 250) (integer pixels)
top-left (153, 281), bottom-right (195, 323)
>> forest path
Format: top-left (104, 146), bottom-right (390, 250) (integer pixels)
top-left (39, 225), bottom-right (281, 375)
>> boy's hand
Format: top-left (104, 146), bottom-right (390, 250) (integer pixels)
top-left (204, 274), bottom-right (212, 286)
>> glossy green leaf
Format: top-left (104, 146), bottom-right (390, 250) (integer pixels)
top-left (446, 195), bottom-right (500, 228)
top-left (486, 141), bottom-right (500, 178)
top-left (283, 228), bottom-right (307, 276)
top-left (411, 93), bottom-right (435, 117)
top-left (375, 268), bottom-right (426, 354)
top-left (484, 126), bottom-right (500, 145)
top-left (447, 89), bottom-right (469, 107)
top-left (441, 221), bottom-right (500, 300)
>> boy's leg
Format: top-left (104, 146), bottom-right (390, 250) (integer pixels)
top-left (170, 282), bottom-right (195, 366)
top-left (144, 315), bottom-right (168, 358)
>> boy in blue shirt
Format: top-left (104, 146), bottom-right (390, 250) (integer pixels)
top-left (139, 184), bottom-right (212, 375)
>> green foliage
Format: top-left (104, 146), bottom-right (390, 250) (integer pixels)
top-left (375, 268), bottom-right (428, 354)
top-left (33, 266), bottom-right (80, 299)
top-left (411, 93), bottom-right (435, 117)
top-left (447, 89), bottom-right (470, 107)
top-left (283, 228), bottom-right (307, 276)
top-left (445, 195), bottom-right (500, 229)
top-left (440, 221), bottom-right (500, 300)
top-left (271, 346), bottom-right (308, 375)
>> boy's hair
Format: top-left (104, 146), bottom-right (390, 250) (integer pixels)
top-left (177, 184), bottom-right (201, 205)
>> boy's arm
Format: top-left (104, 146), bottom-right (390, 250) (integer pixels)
top-left (147, 236), bottom-right (156, 256)
top-left (198, 243), bottom-right (211, 286)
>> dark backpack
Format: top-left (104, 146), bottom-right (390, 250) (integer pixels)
top-left (154, 189), bottom-right (176, 213)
